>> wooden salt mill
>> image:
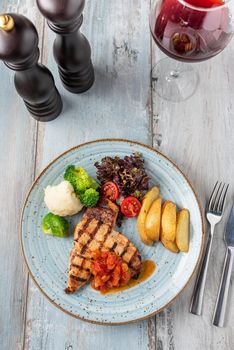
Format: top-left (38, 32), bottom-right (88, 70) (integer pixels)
top-left (0, 14), bottom-right (62, 122)
top-left (36, 0), bottom-right (95, 93)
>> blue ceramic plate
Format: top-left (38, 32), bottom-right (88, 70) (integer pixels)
top-left (21, 139), bottom-right (204, 324)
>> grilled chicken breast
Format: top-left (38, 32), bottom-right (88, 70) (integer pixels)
top-left (65, 199), bottom-right (142, 294)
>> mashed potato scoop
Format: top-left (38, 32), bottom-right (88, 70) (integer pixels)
top-left (44, 181), bottom-right (83, 217)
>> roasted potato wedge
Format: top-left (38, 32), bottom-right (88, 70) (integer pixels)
top-left (145, 197), bottom-right (162, 241)
top-left (137, 186), bottom-right (160, 245)
top-left (161, 201), bottom-right (177, 242)
top-left (176, 209), bottom-right (190, 252)
top-left (161, 236), bottom-right (179, 253)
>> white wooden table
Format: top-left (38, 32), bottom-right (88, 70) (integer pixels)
top-left (1, 1), bottom-right (234, 349)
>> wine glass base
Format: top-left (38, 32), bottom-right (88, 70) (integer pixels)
top-left (152, 58), bottom-right (199, 102)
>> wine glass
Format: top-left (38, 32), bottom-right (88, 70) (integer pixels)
top-left (150, 0), bottom-right (234, 102)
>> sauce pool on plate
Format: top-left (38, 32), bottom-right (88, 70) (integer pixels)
top-left (103, 260), bottom-right (156, 295)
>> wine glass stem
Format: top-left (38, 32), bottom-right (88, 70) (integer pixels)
top-left (151, 57), bottom-right (198, 102)
top-left (169, 62), bottom-right (181, 78)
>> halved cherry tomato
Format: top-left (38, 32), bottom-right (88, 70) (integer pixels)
top-left (101, 181), bottom-right (119, 201)
top-left (121, 196), bottom-right (142, 218)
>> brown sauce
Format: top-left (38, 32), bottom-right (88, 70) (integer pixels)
top-left (103, 260), bottom-right (156, 295)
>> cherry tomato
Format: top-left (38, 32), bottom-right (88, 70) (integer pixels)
top-left (121, 196), bottom-right (142, 218)
top-left (101, 182), bottom-right (119, 201)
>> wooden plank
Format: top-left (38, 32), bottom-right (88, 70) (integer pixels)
top-left (24, 1), bottom-right (152, 349)
top-left (151, 31), bottom-right (234, 350)
top-left (0, 1), bottom-right (44, 349)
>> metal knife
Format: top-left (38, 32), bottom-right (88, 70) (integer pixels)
top-left (213, 203), bottom-right (234, 327)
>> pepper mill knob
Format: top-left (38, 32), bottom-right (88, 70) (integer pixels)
top-left (37, 0), bottom-right (95, 93)
top-left (0, 15), bottom-right (14, 31)
top-left (0, 13), bottom-right (62, 122)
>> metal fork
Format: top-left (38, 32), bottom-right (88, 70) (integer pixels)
top-left (190, 182), bottom-right (229, 316)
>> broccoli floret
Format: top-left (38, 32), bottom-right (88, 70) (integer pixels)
top-left (80, 188), bottom-right (99, 207)
top-left (42, 213), bottom-right (69, 237)
top-left (63, 165), bottom-right (78, 190)
top-left (64, 165), bottom-right (99, 194)
top-left (64, 165), bottom-right (100, 207)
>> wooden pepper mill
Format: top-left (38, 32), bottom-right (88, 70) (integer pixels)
top-left (36, 0), bottom-right (95, 93)
top-left (0, 14), bottom-right (62, 122)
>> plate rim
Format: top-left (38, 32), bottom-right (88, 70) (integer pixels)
top-left (20, 138), bottom-right (204, 325)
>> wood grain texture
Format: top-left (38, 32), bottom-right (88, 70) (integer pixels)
top-left (24, 1), bottom-right (152, 350)
top-left (1, 0), bottom-right (234, 348)
top-left (151, 32), bottom-right (234, 350)
top-left (0, 1), bottom-right (44, 349)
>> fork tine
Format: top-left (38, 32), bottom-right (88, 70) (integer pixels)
top-left (209, 182), bottom-right (222, 211)
top-left (211, 182), bottom-right (222, 211)
top-left (208, 181), bottom-right (219, 211)
top-left (214, 183), bottom-right (226, 212)
top-left (218, 184), bottom-right (229, 213)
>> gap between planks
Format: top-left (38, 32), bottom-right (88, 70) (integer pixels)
top-left (22, 16), bottom-right (46, 350)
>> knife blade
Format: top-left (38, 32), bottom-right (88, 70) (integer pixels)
top-left (225, 203), bottom-right (234, 247)
top-left (213, 202), bottom-right (234, 327)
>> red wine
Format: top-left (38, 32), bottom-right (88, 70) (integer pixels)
top-left (151, 0), bottom-right (233, 62)
top-left (185, 0), bottom-right (224, 8)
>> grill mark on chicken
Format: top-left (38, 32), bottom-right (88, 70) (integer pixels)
top-left (65, 270), bottom-right (89, 294)
top-left (122, 245), bottom-right (137, 263)
top-left (99, 225), bottom-right (112, 250)
top-left (66, 199), bottom-right (142, 293)
top-left (78, 219), bottom-right (99, 246)
top-left (119, 242), bottom-right (130, 257)
top-left (81, 258), bottom-right (92, 271)
top-left (111, 242), bottom-right (118, 251)
top-left (65, 285), bottom-right (85, 294)
top-left (74, 218), bottom-right (90, 242)
top-left (102, 231), bottom-right (142, 278)
top-left (71, 264), bottom-right (90, 272)
top-left (80, 221), bottom-right (102, 255)
top-left (128, 251), bottom-right (141, 268)
top-left (95, 224), bottom-right (110, 241)
top-left (70, 275), bottom-right (87, 282)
